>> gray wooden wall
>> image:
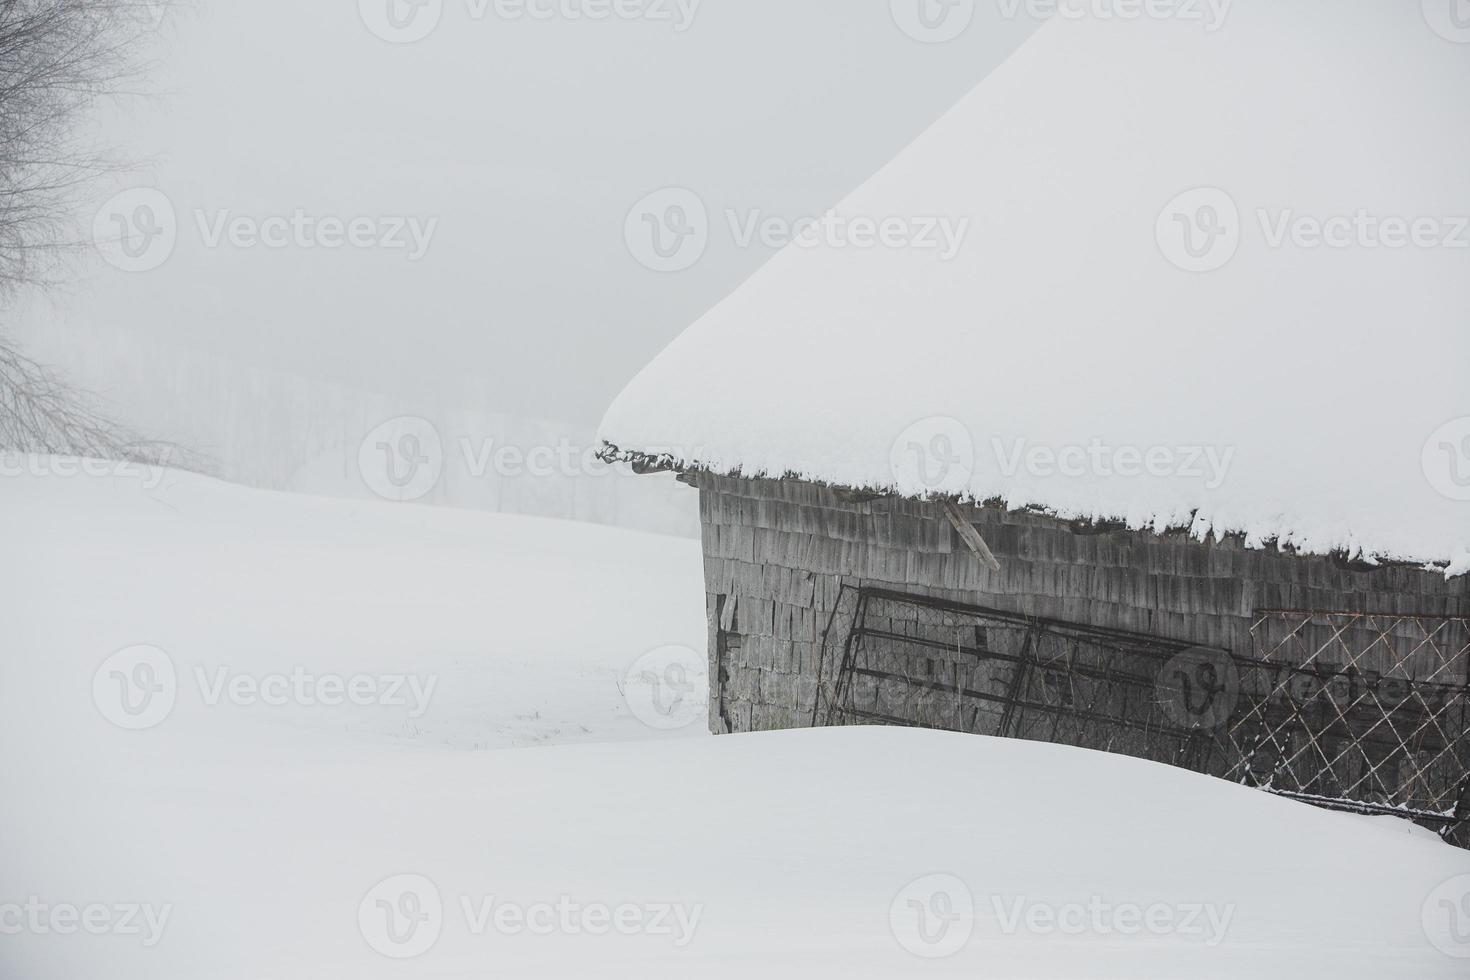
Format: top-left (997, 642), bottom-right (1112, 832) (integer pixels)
top-left (692, 472), bottom-right (1470, 735)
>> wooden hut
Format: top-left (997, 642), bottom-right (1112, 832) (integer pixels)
top-left (600, 6), bottom-right (1470, 829)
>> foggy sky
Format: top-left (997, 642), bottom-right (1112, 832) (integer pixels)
top-left (21, 0), bottom-right (1039, 429)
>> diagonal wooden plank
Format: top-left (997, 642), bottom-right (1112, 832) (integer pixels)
top-left (940, 501), bottom-right (1002, 572)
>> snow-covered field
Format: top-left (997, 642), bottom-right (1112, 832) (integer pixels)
top-left (3, 459), bottom-right (1469, 978)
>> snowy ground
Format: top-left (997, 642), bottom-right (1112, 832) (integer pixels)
top-left (3, 459), bottom-right (1469, 978)
top-left (1, 455), bottom-right (709, 751)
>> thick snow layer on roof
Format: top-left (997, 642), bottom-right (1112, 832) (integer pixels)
top-left (600, 2), bottom-right (1470, 575)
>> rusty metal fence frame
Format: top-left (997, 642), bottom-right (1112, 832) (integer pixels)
top-left (813, 586), bottom-right (1470, 843)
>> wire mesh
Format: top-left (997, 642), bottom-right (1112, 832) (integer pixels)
top-left (813, 587), bottom-right (1470, 842)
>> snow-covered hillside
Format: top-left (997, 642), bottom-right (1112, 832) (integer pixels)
top-left (2, 461), bottom-right (1468, 979)
top-left (0, 456), bottom-right (709, 750)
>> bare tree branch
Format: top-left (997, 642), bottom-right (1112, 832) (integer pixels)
top-left (0, 332), bottom-right (205, 468)
top-left (0, 0), bottom-right (206, 471)
top-left (0, 0), bottom-right (173, 293)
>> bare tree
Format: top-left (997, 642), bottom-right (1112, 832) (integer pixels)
top-left (0, 0), bottom-right (198, 467)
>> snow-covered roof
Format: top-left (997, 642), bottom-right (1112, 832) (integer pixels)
top-left (600, 3), bottom-right (1470, 576)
